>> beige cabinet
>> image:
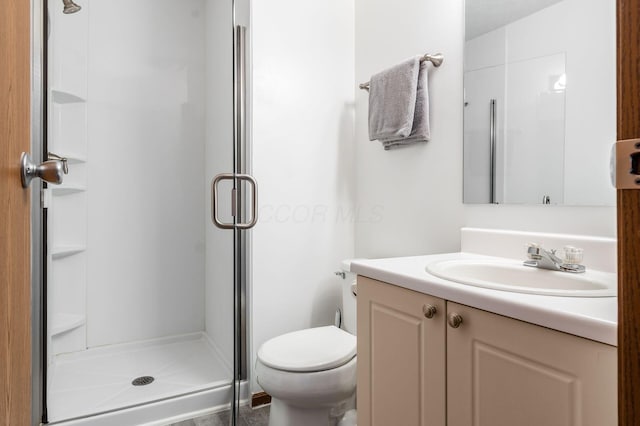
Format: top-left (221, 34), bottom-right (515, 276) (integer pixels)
top-left (446, 301), bottom-right (617, 426)
top-left (357, 277), bottom-right (617, 426)
top-left (357, 276), bottom-right (446, 426)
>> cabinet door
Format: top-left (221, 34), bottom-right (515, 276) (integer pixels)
top-left (357, 277), bottom-right (445, 426)
top-left (446, 302), bottom-right (617, 426)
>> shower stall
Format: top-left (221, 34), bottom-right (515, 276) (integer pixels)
top-left (32, 0), bottom-right (254, 423)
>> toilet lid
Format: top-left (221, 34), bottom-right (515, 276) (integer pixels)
top-left (258, 326), bottom-right (356, 372)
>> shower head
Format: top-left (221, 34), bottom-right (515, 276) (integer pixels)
top-left (62, 0), bottom-right (81, 14)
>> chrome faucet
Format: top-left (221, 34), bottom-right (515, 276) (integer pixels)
top-left (524, 244), bottom-right (585, 273)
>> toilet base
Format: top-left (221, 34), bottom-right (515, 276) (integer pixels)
top-left (268, 397), bottom-right (355, 426)
top-left (269, 398), bottom-right (332, 426)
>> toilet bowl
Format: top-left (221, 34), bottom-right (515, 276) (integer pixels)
top-left (256, 261), bottom-right (358, 426)
top-left (256, 326), bottom-right (356, 425)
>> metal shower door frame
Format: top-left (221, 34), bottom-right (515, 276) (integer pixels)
top-left (228, 21), bottom-right (254, 425)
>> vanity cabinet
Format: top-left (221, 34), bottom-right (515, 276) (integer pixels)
top-left (357, 276), bottom-right (617, 426)
top-left (446, 301), bottom-right (617, 426)
top-left (356, 276), bottom-right (446, 426)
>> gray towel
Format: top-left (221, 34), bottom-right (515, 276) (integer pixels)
top-left (368, 57), bottom-right (431, 150)
top-left (382, 61), bottom-right (431, 150)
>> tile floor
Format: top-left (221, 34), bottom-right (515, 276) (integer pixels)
top-left (171, 404), bottom-right (270, 426)
top-left (48, 333), bottom-right (231, 422)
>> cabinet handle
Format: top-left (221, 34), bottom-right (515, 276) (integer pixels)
top-left (448, 313), bottom-right (463, 328)
top-left (423, 304), bottom-right (437, 319)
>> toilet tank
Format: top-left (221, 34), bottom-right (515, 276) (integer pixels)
top-left (340, 259), bottom-right (359, 335)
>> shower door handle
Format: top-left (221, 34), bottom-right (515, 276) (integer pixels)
top-left (211, 173), bottom-right (258, 230)
top-left (489, 99), bottom-right (497, 204)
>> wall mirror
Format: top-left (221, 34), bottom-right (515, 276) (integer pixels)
top-left (463, 0), bottom-right (616, 205)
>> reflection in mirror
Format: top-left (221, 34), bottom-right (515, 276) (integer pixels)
top-left (463, 0), bottom-right (616, 206)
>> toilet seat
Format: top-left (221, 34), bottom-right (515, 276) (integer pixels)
top-left (258, 326), bottom-right (356, 372)
top-left (256, 355), bottom-right (357, 409)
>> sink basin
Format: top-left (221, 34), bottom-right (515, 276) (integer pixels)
top-left (426, 258), bottom-right (616, 297)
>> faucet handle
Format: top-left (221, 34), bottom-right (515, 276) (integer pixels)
top-left (563, 246), bottom-right (584, 265)
top-left (526, 242), bottom-right (541, 258)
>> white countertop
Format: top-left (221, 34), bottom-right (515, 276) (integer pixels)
top-left (351, 252), bottom-right (618, 346)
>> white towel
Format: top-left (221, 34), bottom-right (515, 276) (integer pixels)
top-left (367, 57), bottom-right (431, 150)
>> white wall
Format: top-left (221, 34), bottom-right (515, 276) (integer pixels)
top-left (86, 0), bottom-right (207, 347)
top-left (355, 0), bottom-right (465, 258)
top-left (251, 0), bottom-right (356, 392)
top-left (354, 0), bottom-right (616, 261)
top-left (203, 0), bottom-right (235, 371)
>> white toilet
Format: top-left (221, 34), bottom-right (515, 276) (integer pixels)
top-left (256, 260), bottom-right (358, 426)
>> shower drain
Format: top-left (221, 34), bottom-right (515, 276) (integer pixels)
top-left (131, 376), bottom-right (155, 386)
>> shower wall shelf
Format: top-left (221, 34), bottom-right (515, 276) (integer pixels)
top-left (51, 246), bottom-right (86, 260)
top-left (48, 0), bottom-right (90, 359)
top-left (51, 313), bottom-right (86, 336)
top-left (51, 89), bottom-right (86, 104)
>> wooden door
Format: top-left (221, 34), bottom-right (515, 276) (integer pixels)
top-left (617, 0), bottom-right (640, 424)
top-left (446, 302), bottom-right (617, 426)
top-left (0, 0), bottom-right (32, 424)
top-left (356, 277), bottom-right (445, 426)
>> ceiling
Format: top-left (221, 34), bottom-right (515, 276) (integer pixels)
top-left (465, 0), bottom-right (565, 40)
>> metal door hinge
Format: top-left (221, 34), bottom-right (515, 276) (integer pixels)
top-left (612, 139), bottom-right (640, 189)
top-left (41, 187), bottom-right (51, 209)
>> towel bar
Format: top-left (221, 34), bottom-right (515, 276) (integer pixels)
top-left (359, 53), bottom-right (444, 91)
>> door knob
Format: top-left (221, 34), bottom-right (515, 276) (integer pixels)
top-left (20, 152), bottom-right (68, 188)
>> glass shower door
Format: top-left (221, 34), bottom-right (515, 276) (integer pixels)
top-left (41, 0), bottom-right (249, 424)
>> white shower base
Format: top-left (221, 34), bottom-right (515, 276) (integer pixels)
top-left (48, 332), bottom-right (236, 425)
